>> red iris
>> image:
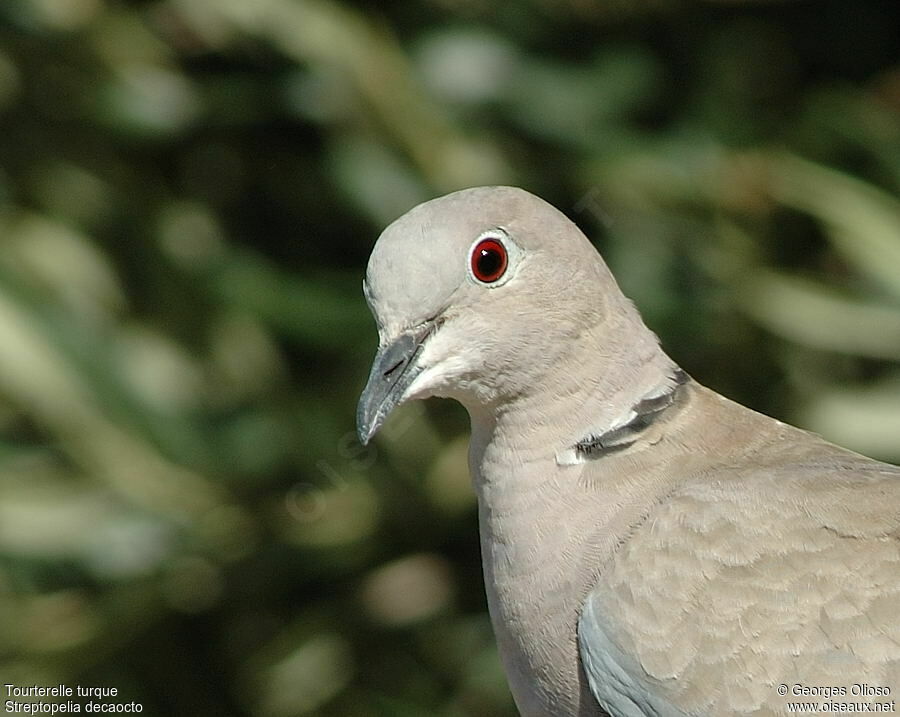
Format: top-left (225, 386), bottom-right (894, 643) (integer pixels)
top-left (471, 238), bottom-right (508, 283)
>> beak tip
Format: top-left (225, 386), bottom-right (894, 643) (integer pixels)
top-left (357, 322), bottom-right (432, 450)
top-left (356, 397), bottom-right (380, 446)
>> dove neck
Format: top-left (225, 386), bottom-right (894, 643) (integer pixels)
top-left (469, 306), bottom-right (680, 484)
top-left (465, 309), bottom-right (687, 716)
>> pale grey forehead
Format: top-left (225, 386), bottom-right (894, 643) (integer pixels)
top-left (364, 186), bottom-right (589, 331)
top-left (365, 188), bottom-right (520, 326)
top-left (366, 195), bottom-right (472, 316)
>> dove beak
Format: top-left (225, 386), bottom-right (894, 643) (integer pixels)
top-left (356, 321), bottom-right (436, 445)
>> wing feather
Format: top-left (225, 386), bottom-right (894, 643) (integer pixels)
top-left (578, 459), bottom-right (900, 716)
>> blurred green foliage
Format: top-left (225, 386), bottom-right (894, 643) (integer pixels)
top-left (0, 0), bottom-right (898, 715)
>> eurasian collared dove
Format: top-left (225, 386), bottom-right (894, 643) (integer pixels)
top-left (356, 186), bottom-right (900, 717)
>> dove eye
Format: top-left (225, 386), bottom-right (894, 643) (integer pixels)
top-left (470, 237), bottom-right (508, 284)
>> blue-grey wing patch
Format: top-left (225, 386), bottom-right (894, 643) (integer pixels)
top-left (579, 596), bottom-right (692, 717)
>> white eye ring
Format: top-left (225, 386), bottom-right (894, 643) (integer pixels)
top-left (467, 229), bottom-right (521, 288)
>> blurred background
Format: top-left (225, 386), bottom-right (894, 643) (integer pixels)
top-left (1, 0), bottom-right (898, 715)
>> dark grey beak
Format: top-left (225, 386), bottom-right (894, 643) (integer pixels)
top-left (356, 323), bottom-right (434, 445)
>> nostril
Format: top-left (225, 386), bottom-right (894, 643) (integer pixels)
top-left (383, 359), bottom-right (405, 378)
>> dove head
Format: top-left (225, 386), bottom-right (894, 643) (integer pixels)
top-left (357, 186), bottom-right (639, 444)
